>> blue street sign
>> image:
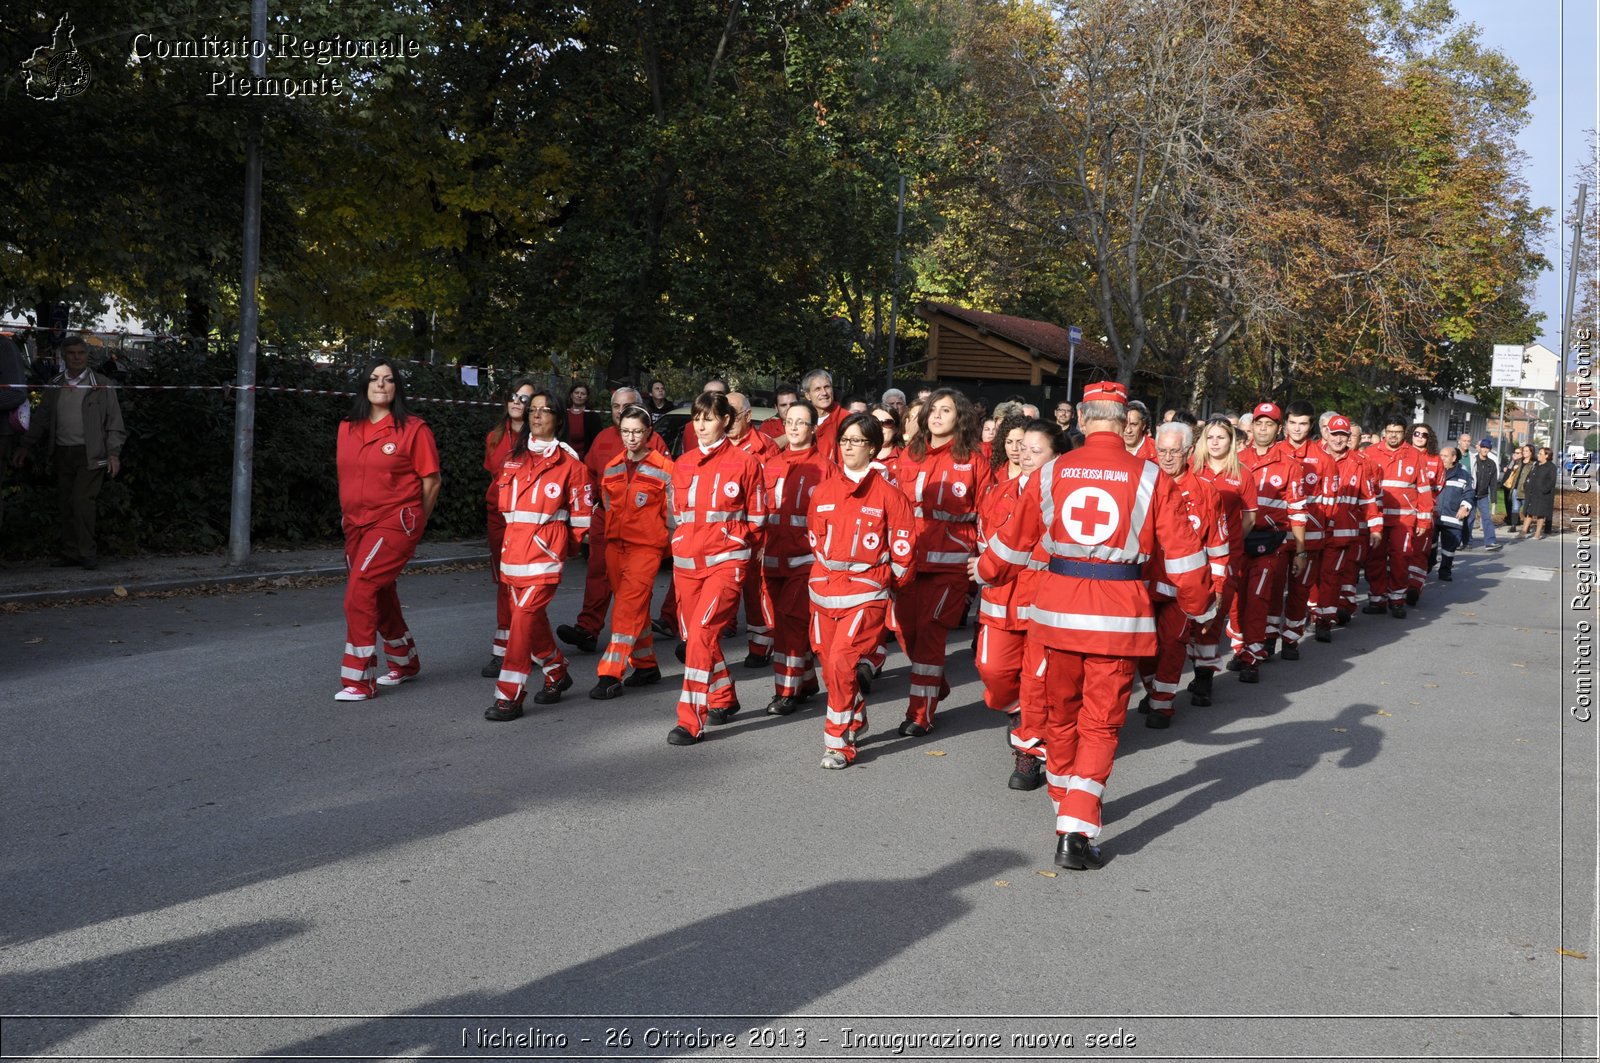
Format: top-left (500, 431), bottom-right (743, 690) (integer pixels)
top-left (1068, 325), bottom-right (1082, 345)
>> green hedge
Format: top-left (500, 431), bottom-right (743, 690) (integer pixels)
top-left (3, 344), bottom-right (500, 559)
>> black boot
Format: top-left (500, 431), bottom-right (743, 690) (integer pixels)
top-left (1188, 669), bottom-right (1214, 707)
top-left (1054, 832), bottom-right (1105, 870)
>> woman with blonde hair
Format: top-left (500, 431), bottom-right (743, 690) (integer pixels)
top-left (1189, 416), bottom-right (1257, 702)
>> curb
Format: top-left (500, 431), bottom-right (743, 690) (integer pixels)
top-left (0, 551), bottom-right (490, 607)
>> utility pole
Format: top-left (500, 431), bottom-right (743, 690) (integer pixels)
top-left (885, 175), bottom-right (905, 390)
top-left (228, 0), bottom-right (267, 566)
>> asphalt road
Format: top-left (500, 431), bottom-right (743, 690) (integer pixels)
top-left (1, 536), bottom-right (1593, 1062)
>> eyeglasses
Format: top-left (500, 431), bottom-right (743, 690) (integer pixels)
top-left (527, 406), bottom-right (555, 416)
top-left (1411, 430), bottom-right (1428, 437)
top-left (783, 417), bottom-right (815, 427)
top-left (1154, 447), bottom-right (1188, 457)
top-left (873, 417), bottom-right (895, 427)
top-left (838, 437), bottom-right (872, 448)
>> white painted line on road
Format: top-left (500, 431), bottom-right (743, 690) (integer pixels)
top-left (1504, 566), bottom-right (1554, 581)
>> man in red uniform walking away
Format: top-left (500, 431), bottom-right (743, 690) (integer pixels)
top-left (589, 404), bottom-right (674, 698)
top-left (977, 381), bottom-right (1216, 870)
top-left (894, 387), bottom-right (992, 736)
top-left (557, 387), bottom-right (667, 655)
top-left (1138, 421), bottom-right (1227, 728)
top-left (1316, 415), bottom-right (1382, 642)
top-left (728, 391), bottom-right (779, 665)
top-left (807, 413), bottom-right (918, 767)
top-left (1278, 400), bottom-right (1332, 658)
top-left (761, 399), bottom-right (835, 715)
top-left (1364, 418), bottom-right (1430, 618)
top-left (1231, 402), bottom-right (1307, 683)
top-left (487, 390), bottom-right (593, 720)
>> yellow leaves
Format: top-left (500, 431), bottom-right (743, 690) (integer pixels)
top-left (113, 585), bottom-right (128, 598)
top-left (1036, 870), bottom-right (1058, 878)
top-left (1556, 948), bottom-right (1588, 959)
top-left (1375, 709), bottom-right (1393, 717)
top-left (24, 637), bottom-right (44, 645)
top-left (995, 880), bottom-right (1010, 887)
top-left (926, 750), bottom-right (947, 757)
top-left (1423, 683), bottom-right (1439, 688)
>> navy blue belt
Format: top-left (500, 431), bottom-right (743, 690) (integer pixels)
top-left (1048, 557), bottom-right (1142, 580)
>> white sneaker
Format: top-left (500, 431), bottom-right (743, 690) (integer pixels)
top-left (375, 670), bottom-right (416, 687)
top-left (820, 751), bottom-right (849, 770)
top-left (334, 685), bottom-right (372, 702)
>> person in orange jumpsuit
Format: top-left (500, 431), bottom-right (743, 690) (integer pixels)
top-left (893, 387), bottom-right (992, 736)
top-left (1189, 416), bottom-right (1255, 705)
top-left (761, 399), bottom-right (835, 715)
top-left (1364, 418), bottom-right (1432, 617)
top-left (728, 391), bottom-right (779, 665)
top-left (1316, 414), bottom-right (1383, 640)
top-left (1232, 403), bottom-right (1307, 682)
top-left (854, 403), bottom-right (905, 689)
top-left (808, 413), bottom-right (917, 767)
top-left (486, 390), bottom-right (593, 720)
top-left (334, 360), bottom-right (441, 702)
top-left (482, 377), bottom-right (536, 677)
top-left (1407, 423), bottom-right (1445, 605)
top-left (973, 413), bottom-right (1031, 718)
top-left (666, 392), bottom-right (767, 745)
top-left (976, 381), bottom-right (1216, 870)
top-left (590, 404), bottom-right (674, 699)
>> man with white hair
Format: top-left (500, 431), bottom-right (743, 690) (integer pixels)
top-left (881, 388), bottom-right (907, 416)
top-left (803, 368), bottom-right (844, 463)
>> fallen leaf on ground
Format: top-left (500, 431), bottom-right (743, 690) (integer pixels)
top-left (1375, 709), bottom-right (1392, 716)
top-left (1509, 662), bottom-right (1527, 668)
top-left (1462, 671), bottom-right (1477, 676)
top-left (1424, 683), bottom-right (1439, 688)
top-left (112, 586), bottom-right (128, 598)
top-left (1557, 948), bottom-right (1588, 959)
top-left (995, 880), bottom-right (1010, 887)
top-left (24, 637), bottom-right (43, 645)
top-left (1331, 727), bottom-right (1348, 733)
top-left (108, 639), bottom-right (122, 644)
top-left (1035, 870), bottom-right (1058, 878)
top-left (926, 750), bottom-right (947, 757)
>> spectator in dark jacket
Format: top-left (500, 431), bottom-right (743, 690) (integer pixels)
top-left (1434, 447), bottom-right (1474, 580)
top-left (1518, 447), bottom-right (1557, 539)
top-left (0, 334), bottom-right (29, 540)
top-left (1472, 438), bottom-right (1500, 550)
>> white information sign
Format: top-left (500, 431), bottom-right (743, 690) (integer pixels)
top-left (1490, 344), bottom-right (1524, 388)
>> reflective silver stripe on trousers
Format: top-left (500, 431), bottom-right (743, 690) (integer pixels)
top-left (1028, 607), bottom-right (1155, 634)
top-left (504, 509), bottom-right (569, 524)
top-left (499, 560), bottom-right (563, 577)
top-left (809, 588), bottom-right (889, 609)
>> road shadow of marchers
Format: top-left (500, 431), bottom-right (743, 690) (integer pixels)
top-left (252, 848), bottom-right (1025, 1062)
top-left (1102, 702), bottom-right (1384, 857)
top-left (0, 919), bottom-right (308, 1056)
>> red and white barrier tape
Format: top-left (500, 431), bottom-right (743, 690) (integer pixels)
top-left (0, 382), bottom-right (503, 408)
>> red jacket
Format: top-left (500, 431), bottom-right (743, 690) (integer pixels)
top-left (337, 414), bottom-right (441, 532)
top-left (758, 417), bottom-right (786, 442)
top-left (806, 466), bottom-right (917, 611)
top-left (483, 427), bottom-right (516, 506)
top-left (976, 469), bottom-right (1039, 629)
top-left (495, 440), bottom-right (593, 586)
top-left (730, 428), bottom-right (777, 463)
top-left (597, 448), bottom-right (675, 550)
top-left (763, 444), bottom-right (837, 571)
top-left (812, 406), bottom-right (846, 465)
top-left (1194, 462), bottom-right (1258, 570)
top-left (896, 438), bottom-right (994, 573)
top-left (977, 432), bottom-right (1214, 656)
top-left (669, 437), bottom-right (767, 574)
top-left (1287, 438), bottom-right (1336, 549)
top-left (1147, 469), bottom-right (1229, 598)
top-left (1370, 442), bottom-right (1432, 527)
top-left (1326, 448), bottom-right (1383, 542)
top-left (1239, 442), bottom-right (1307, 535)
top-left (1416, 452), bottom-right (1445, 532)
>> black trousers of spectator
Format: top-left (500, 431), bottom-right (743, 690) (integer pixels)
top-left (54, 445), bottom-right (105, 563)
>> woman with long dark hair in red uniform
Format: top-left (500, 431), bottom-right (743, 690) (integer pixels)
top-left (481, 376), bottom-right (537, 677)
top-left (893, 387), bottom-right (991, 736)
top-left (666, 392), bottom-right (767, 745)
top-left (334, 360), bottom-right (441, 702)
top-left (486, 389), bottom-right (593, 720)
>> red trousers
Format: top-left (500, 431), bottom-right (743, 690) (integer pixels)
top-left (897, 571), bottom-right (967, 729)
top-left (1141, 600), bottom-right (1191, 715)
top-left (975, 623), bottom-right (1026, 714)
top-left (1233, 551), bottom-right (1287, 665)
top-left (811, 601), bottom-right (889, 763)
top-left (597, 541), bottom-right (660, 680)
top-left (745, 568), bottom-right (774, 657)
top-left (340, 512), bottom-right (423, 695)
top-left (1407, 523), bottom-right (1433, 596)
top-left (1041, 648), bottom-right (1136, 839)
top-left (487, 507), bottom-right (512, 660)
top-left (1013, 638), bottom-right (1049, 762)
top-left (574, 511), bottom-right (611, 636)
top-left (497, 581), bottom-right (566, 704)
top-left (764, 568), bottom-right (816, 696)
top-left (673, 564), bottom-right (744, 735)
top-left (1317, 543), bottom-right (1356, 624)
top-left (1349, 535), bottom-right (1371, 609)
top-left (1367, 523), bottom-right (1413, 605)
top-left (1281, 547), bottom-right (1321, 645)
top-left (1192, 565), bottom-right (1237, 670)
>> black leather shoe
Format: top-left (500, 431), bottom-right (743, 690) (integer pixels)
top-left (1055, 832), bottom-right (1105, 870)
top-left (897, 720), bottom-right (930, 738)
top-left (1239, 664), bottom-right (1260, 684)
top-left (1313, 624), bottom-right (1332, 643)
top-left (765, 694), bottom-right (798, 716)
top-left (1404, 587), bottom-right (1420, 606)
top-left (623, 666), bottom-right (662, 687)
top-left (651, 617), bottom-right (677, 639)
top-left (855, 661), bottom-right (874, 694)
top-left (722, 624), bottom-right (739, 639)
top-left (532, 674), bottom-right (573, 704)
top-left (1362, 601), bottom-right (1387, 615)
top-left (1136, 695), bottom-right (1151, 714)
top-left (1263, 637), bottom-right (1278, 660)
top-left (742, 652), bottom-right (772, 669)
top-left (1007, 751), bottom-right (1044, 791)
top-left (484, 699), bottom-right (523, 722)
top-left (666, 725), bottom-right (700, 746)
top-left (1439, 569), bottom-right (1453, 581)
top-left (556, 625), bottom-right (598, 653)
top-left (1188, 669), bottom-right (1213, 707)
top-left (796, 684), bottom-right (820, 703)
top-left (674, 642), bottom-right (687, 663)
top-left (1226, 656), bottom-right (1243, 672)
top-left (1389, 603), bottom-right (1406, 619)
top-left (1280, 642), bottom-right (1300, 661)
top-left (707, 700), bottom-right (742, 725)
top-left (590, 675), bottom-right (623, 700)
top-left (1335, 609), bottom-right (1353, 625)
top-left (1144, 709), bottom-right (1172, 729)
top-left (480, 655), bottom-right (503, 678)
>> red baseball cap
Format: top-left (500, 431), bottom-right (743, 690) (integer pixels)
top-left (1252, 402), bottom-right (1282, 423)
top-left (1326, 414), bottom-right (1352, 435)
top-left (1082, 380), bottom-right (1128, 404)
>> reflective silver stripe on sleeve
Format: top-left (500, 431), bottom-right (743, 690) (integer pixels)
top-left (1164, 549), bottom-right (1207, 575)
top-left (987, 539), bottom-right (1032, 566)
top-left (926, 550), bottom-right (971, 565)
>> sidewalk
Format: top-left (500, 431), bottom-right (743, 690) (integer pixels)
top-left (0, 537), bottom-right (489, 606)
